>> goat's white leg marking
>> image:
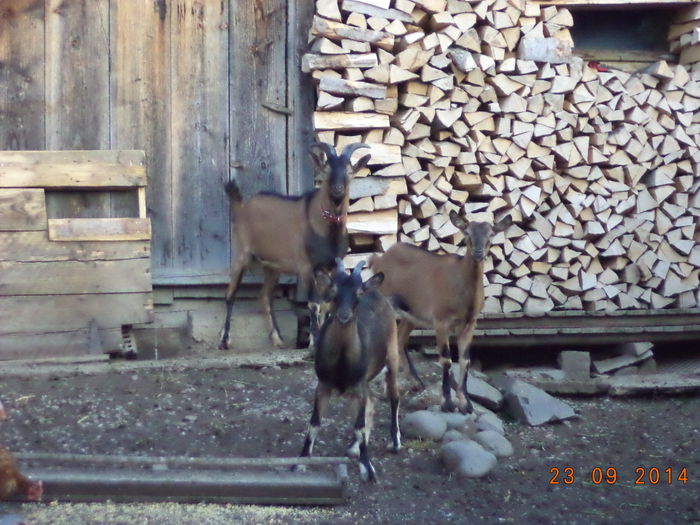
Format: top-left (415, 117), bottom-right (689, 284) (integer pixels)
top-left (299, 383), bottom-right (331, 461)
top-left (351, 392), bottom-right (377, 482)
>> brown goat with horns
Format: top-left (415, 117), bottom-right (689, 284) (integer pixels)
top-left (219, 142), bottom-right (370, 350)
top-left (370, 211), bottom-right (512, 413)
top-left (297, 259), bottom-right (401, 482)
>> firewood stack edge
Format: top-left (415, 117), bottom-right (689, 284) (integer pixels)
top-left (304, 0), bottom-right (700, 314)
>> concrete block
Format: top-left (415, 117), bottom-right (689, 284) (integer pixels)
top-left (557, 351), bottom-right (591, 380)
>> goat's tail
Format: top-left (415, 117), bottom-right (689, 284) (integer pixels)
top-left (224, 179), bottom-right (243, 203)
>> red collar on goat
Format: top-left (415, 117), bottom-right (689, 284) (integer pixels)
top-left (322, 209), bottom-right (346, 224)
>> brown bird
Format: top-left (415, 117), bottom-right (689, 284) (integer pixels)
top-left (0, 447), bottom-right (43, 501)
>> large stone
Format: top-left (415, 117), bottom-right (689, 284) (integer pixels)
top-left (442, 429), bottom-right (468, 443)
top-left (473, 430), bottom-right (514, 458)
top-left (493, 376), bottom-right (576, 426)
top-left (441, 439), bottom-right (497, 478)
top-left (476, 411), bottom-right (505, 434)
top-left (402, 410), bottom-right (447, 441)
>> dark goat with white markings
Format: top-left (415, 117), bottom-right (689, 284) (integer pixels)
top-left (370, 211), bottom-right (512, 413)
top-left (297, 260), bottom-right (401, 482)
top-left (219, 143), bottom-right (370, 350)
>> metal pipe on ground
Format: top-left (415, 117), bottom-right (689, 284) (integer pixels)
top-left (15, 453), bottom-right (350, 505)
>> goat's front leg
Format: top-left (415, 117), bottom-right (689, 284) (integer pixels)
top-left (385, 334), bottom-right (402, 453)
top-left (219, 259), bottom-right (246, 350)
top-left (295, 382), bottom-right (331, 471)
top-left (397, 320), bottom-right (424, 390)
top-left (455, 318), bottom-right (477, 414)
top-left (260, 267), bottom-right (284, 347)
top-left (436, 323), bottom-right (456, 413)
top-left (348, 392), bottom-right (376, 482)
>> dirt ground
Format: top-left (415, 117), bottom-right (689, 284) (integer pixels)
top-left (0, 349), bottom-right (698, 525)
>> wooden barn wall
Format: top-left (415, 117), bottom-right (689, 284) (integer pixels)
top-left (0, 0), bottom-right (315, 282)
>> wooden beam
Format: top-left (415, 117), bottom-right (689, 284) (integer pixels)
top-left (48, 218), bottom-right (151, 242)
top-left (0, 151), bottom-right (146, 188)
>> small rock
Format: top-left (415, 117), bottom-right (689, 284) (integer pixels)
top-left (442, 429), bottom-right (467, 443)
top-left (402, 410), bottom-right (447, 441)
top-left (441, 439), bottom-right (497, 478)
top-left (473, 430), bottom-right (514, 458)
top-left (438, 411), bottom-right (476, 431)
top-left (476, 412), bottom-right (505, 435)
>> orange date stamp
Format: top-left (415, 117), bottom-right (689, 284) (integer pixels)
top-left (549, 466), bottom-right (688, 486)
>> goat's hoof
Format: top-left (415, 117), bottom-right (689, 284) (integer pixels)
top-left (218, 342), bottom-right (229, 351)
top-left (346, 443), bottom-right (361, 458)
top-left (271, 332), bottom-right (286, 348)
top-left (459, 404), bottom-right (473, 415)
top-left (386, 443), bottom-right (402, 454)
top-left (441, 401), bottom-right (456, 413)
top-left (359, 463), bottom-right (377, 483)
top-left (290, 464), bottom-right (307, 473)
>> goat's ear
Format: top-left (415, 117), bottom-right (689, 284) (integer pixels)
top-left (310, 145), bottom-right (329, 172)
top-left (351, 153), bottom-right (371, 172)
top-left (493, 214), bottom-right (512, 233)
top-left (362, 272), bottom-right (384, 292)
top-left (313, 269), bottom-right (332, 292)
top-left (449, 210), bottom-right (468, 230)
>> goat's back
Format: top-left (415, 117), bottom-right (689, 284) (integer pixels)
top-left (233, 192), bottom-right (310, 271)
top-left (371, 243), bottom-right (476, 325)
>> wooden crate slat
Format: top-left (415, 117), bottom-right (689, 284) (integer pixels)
top-left (0, 258), bottom-right (151, 296)
top-left (0, 232), bottom-right (150, 263)
top-left (0, 328), bottom-right (122, 361)
top-left (0, 293), bottom-right (153, 334)
top-left (48, 218), bottom-right (151, 242)
top-left (0, 188), bottom-right (47, 231)
top-left (0, 150), bottom-right (146, 188)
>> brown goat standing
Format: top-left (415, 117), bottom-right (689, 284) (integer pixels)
top-left (219, 143), bottom-right (370, 350)
top-left (370, 211), bottom-right (512, 413)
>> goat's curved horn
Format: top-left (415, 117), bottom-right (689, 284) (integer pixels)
top-left (341, 142), bottom-right (370, 160)
top-left (334, 257), bottom-right (346, 275)
top-left (311, 142), bottom-right (337, 160)
top-left (352, 261), bottom-right (365, 277)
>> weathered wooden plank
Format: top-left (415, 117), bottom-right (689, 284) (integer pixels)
top-left (111, 1), bottom-right (172, 270)
top-left (288, 0), bottom-right (317, 198)
top-left (171, 0), bottom-right (230, 272)
top-left (0, 258), bottom-right (151, 296)
top-left (0, 293), bottom-right (154, 334)
top-left (45, 0), bottom-right (111, 218)
top-left (0, 1), bottom-right (46, 150)
top-left (314, 112), bottom-right (390, 130)
top-left (0, 231), bottom-right (149, 263)
top-left (0, 150), bottom-right (146, 188)
top-left (231, 0), bottom-right (288, 198)
top-left (48, 218), bottom-right (151, 242)
top-left (0, 328), bottom-right (123, 361)
top-left (0, 188), bottom-right (47, 231)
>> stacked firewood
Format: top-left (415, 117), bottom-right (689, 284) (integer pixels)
top-left (670, 5), bottom-right (700, 71)
top-left (304, 0), bottom-right (700, 314)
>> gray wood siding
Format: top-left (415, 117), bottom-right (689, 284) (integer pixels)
top-left (0, 0), bottom-right (315, 281)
